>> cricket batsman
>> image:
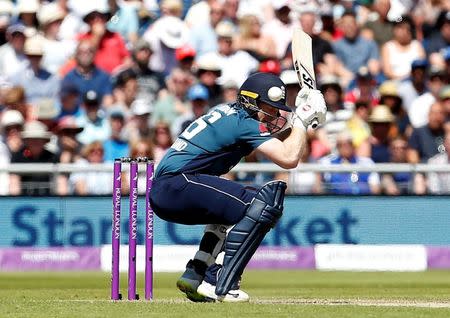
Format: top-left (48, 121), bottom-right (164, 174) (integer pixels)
top-left (149, 72), bottom-right (327, 302)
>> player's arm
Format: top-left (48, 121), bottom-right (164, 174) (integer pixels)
top-left (256, 88), bottom-right (327, 169)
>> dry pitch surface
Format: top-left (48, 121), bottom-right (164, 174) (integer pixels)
top-left (1, 270), bottom-right (450, 317)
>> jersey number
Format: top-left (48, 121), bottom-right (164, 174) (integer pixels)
top-left (181, 111), bottom-right (222, 140)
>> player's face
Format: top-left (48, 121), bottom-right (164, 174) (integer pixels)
top-left (257, 102), bottom-right (287, 134)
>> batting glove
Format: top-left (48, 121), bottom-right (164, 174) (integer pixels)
top-left (293, 87), bottom-right (327, 130)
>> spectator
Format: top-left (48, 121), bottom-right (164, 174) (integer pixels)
top-left (152, 121), bottom-right (173, 164)
top-left (215, 21), bottom-right (258, 87)
top-left (38, 3), bottom-right (76, 75)
top-left (0, 24), bottom-right (27, 80)
top-left (398, 59), bottom-right (429, 114)
top-left (111, 68), bottom-right (138, 115)
top-left (55, 115), bottom-right (84, 195)
top-left (440, 85), bottom-right (450, 132)
top-left (175, 44), bottom-right (196, 73)
top-left (143, 14), bottom-right (189, 76)
top-left (382, 136), bottom-right (412, 195)
top-left (61, 40), bottom-right (114, 108)
top-left (9, 121), bottom-right (57, 195)
top-left (424, 10), bottom-right (450, 56)
top-left (364, 105), bottom-right (396, 163)
top-left (408, 66), bottom-right (446, 128)
top-left (124, 39), bottom-right (166, 104)
top-left (70, 141), bottom-right (111, 195)
top-left (16, 0), bottom-right (39, 37)
top-left (361, 0), bottom-right (394, 47)
top-left (78, 4), bottom-right (131, 74)
top-left (127, 99), bottom-right (153, 143)
top-left (103, 109), bottom-right (129, 162)
top-left (318, 130), bottom-right (381, 195)
top-left (189, 0), bottom-right (224, 58)
top-left (381, 15), bottom-right (426, 80)
top-left (427, 130), bottom-right (450, 194)
top-left (172, 83), bottom-right (209, 137)
top-left (0, 0), bottom-right (13, 46)
top-left (122, 138), bottom-right (154, 194)
top-left (333, 10), bottom-right (380, 77)
top-left (8, 34), bottom-right (60, 106)
top-left (407, 101), bottom-right (446, 163)
top-left (196, 53), bottom-right (223, 106)
top-left (185, 0), bottom-right (214, 29)
top-left (56, 0), bottom-right (88, 41)
top-left (344, 66), bottom-right (379, 108)
top-left (152, 67), bottom-right (192, 125)
top-left (107, 0), bottom-right (140, 46)
top-left (57, 82), bottom-right (81, 118)
top-left (1, 109), bottom-right (24, 154)
top-left (3, 86), bottom-right (31, 122)
top-left (293, 9), bottom-right (352, 84)
top-left (261, 0), bottom-right (295, 60)
top-left (234, 14), bottom-right (277, 61)
top-left (223, 0), bottom-right (240, 26)
top-left (220, 79), bottom-right (239, 104)
top-left (346, 100), bottom-right (371, 153)
top-left (35, 98), bottom-right (59, 155)
top-left (378, 81), bottom-right (411, 137)
top-left (76, 90), bottom-right (111, 145)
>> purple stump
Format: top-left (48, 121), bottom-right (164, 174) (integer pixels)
top-left (128, 160), bottom-right (139, 300)
top-left (111, 159), bottom-right (122, 300)
top-left (145, 160), bottom-right (154, 300)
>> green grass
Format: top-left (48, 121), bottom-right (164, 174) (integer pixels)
top-left (1, 271), bottom-right (450, 317)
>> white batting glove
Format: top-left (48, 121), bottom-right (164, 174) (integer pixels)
top-left (292, 87), bottom-right (327, 130)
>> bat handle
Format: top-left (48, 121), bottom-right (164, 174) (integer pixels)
top-left (311, 119), bottom-right (319, 130)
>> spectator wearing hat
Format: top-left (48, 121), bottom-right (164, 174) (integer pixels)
top-left (398, 59), bottom-right (429, 113)
top-left (0, 24), bottom-right (27, 80)
top-left (317, 130), bottom-right (381, 195)
top-left (1, 109), bottom-right (24, 154)
top-left (333, 11), bottom-right (380, 78)
top-left (58, 82), bottom-right (81, 118)
top-left (344, 67), bottom-right (379, 108)
top-left (103, 109), bottom-right (129, 162)
top-left (152, 67), bottom-right (192, 125)
top-left (361, 0), bottom-right (393, 47)
top-left (363, 105), bottom-right (396, 163)
top-left (55, 0), bottom-right (88, 41)
top-left (381, 15), bottom-right (426, 80)
top-left (171, 83), bottom-right (210, 138)
top-left (346, 100), bottom-right (371, 152)
top-left (61, 40), bottom-right (114, 108)
top-left (120, 39), bottom-right (166, 104)
top-left (127, 99), bottom-right (153, 143)
top-left (2, 85), bottom-right (31, 122)
top-left (261, 0), bottom-right (295, 60)
top-left (70, 141), bottom-right (111, 195)
top-left (38, 3), bottom-right (76, 75)
top-left (175, 44), bottom-right (196, 73)
top-left (15, 0), bottom-right (40, 37)
top-left (142, 8), bottom-right (189, 76)
top-left (427, 130), bottom-right (450, 194)
top-left (76, 90), bottom-right (111, 145)
top-left (54, 115), bottom-right (84, 195)
top-left (77, 3), bottom-right (131, 74)
top-left (107, 0), bottom-right (140, 46)
top-left (408, 101), bottom-right (446, 163)
top-left (408, 66), bottom-right (446, 128)
top-left (0, 0), bottom-right (14, 44)
top-left (189, 0), bottom-right (226, 59)
top-left (8, 34), bottom-right (60, 106)
top-left (9, 121), bottom-right (58, 195)
top-left (234, 14), bottom-right (277, 61)
top-left (196, 52), bottom-right (223, 106)
top-left (216, 21), bottom-right (258, 87)
top-left (378, 81), bottom-right (410, 137)
top-left (220, 79), bottom-right (239, 104)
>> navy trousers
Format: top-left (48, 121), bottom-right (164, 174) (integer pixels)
top-left (150, 173), bottom-right (257, 225)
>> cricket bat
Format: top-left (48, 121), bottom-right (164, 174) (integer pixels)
top-left (291, 28), bottom-right (319, 129)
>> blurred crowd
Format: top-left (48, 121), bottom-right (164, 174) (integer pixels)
top-left (0, 0), bottom-right (449, 196)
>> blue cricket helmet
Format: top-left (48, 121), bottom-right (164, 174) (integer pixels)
top-left (239, 72), bottom-right (292, 112)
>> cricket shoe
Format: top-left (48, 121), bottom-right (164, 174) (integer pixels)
top-left (176, 259), bottom-right (212, 302)
top-left (197, 264), bottom-right (249, 303)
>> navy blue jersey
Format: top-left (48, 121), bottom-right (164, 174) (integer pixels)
top-left (156, 103), bottom-right (273, 177)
